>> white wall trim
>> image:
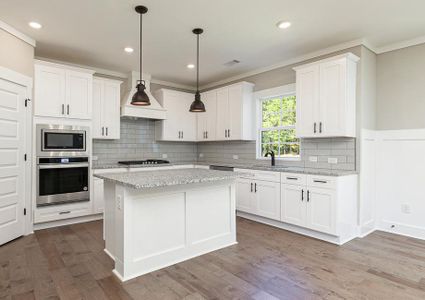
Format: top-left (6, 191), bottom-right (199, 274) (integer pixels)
top-left (150, 78), bottom-right (196, 91)
top-left (378, 220), bottom-right (425, 240)
top-left (375, 35), bottom-right (425, 54)
top-left (33, 214), bottom-right (103, 231)
top-left (0, 20), bottom-right (36, 47)
top-left (0, 66), bottom-right (33, 88)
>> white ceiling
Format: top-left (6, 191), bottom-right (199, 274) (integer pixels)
top-left (1, 0), bottom-right (425, 87)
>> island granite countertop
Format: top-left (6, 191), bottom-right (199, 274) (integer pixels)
top-left (94, 168), bottom-right (242, 189)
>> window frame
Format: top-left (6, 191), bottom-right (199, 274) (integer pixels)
top-left (255, 83), bottom-right (301, 161)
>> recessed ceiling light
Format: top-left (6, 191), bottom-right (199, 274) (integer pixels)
top-left (277, 21), bottom-right (291, 29)
top-left (124, 47), bottom-right (134, 53)
top-left (187, 64), bottom-right (195, 69)
top-left (29, 21), bottom-right (42, 29)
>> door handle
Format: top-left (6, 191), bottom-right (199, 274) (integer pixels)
top-left (62, 104), bottom-right (65, 115)
top-left (106, 127), bottom-right (108, 136)
top-left (314, 122), bottom-right (317, 133)
top-left (319, 122), bottom-right (322, 133)
top-left (307, 190), bottom-right (310, 202)
top-left (67, 104), bottom-right (69, 115)
top-left (251, 182), bottom-right (253, 192)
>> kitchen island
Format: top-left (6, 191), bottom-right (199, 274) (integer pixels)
top-left (95, 168), bottom-right (240, 281)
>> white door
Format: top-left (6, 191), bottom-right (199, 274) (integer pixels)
top-left (92, 79), bottom-right (103, 138)
top-left (295, 65), bottom-right (320, 138)
top-left (228, 85), bottom-right (242, 140)
top-left (319, 60), bottom-right (346, 136)
top-left (255, 180), bottom-right (280, 221)
top-left (281, 184), bottom-right (306, 226)
top-left (236, 178), bottom-right (255, 213)
top-left (306, 187), bottom-right (336, 235)
top-left (216, 88), bottom-right (229, 140)
top-left (0, 78), bottom-right (27, 245)
top-left (34, 64), bottom-right (65, 117)
top-left (66, 70), bottom-right (92, 119)
top-left (103, 81), bottom-right (120, 139)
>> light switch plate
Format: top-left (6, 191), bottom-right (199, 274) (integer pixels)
top-left (199, 153), bottom-right (204, 158)
top-left (401, 203), bottom-right (411, 214)
top-left (328, 157), bottom-right (338, 164)
top-left (92, 156), bottom-right (98, 161)
top-left (309, 156), bottom-right (318, 162)
top-left (233, 155), bottom-right (239, 160)
top-left (162, 154), bottom-right (168, 159)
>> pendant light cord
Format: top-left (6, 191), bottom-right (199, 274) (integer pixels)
top-left (139, 12), bottom-right (143, 83)
top-left (196, 33), bottom-right (200, 93)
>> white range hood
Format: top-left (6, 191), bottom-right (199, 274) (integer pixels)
top-left (120, 71), bottom-right (167, 120)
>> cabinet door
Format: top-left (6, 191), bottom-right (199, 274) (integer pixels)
top-left (181, 93), bottom-right (197, 141)
top-left (255, 180), bottom-right (281, 221)
top-left (34, 65), bottom-right (66, 117)
top-left (306, 187), bottom-right (336, 235)
top-left (161, 93), bottom-right (183, 141)
top-left (295, 65), bottom-right (320, 138)
top-left (93, 177), bottom-right (104, 214)
top-left (66, 71), bottom-right (92, 119)
top-left (205, 91), bottom-right (217, 140)
top-left (92, 80), bottom-right (103, 139)
top-left (216, 88), bottom-right (229, 140)
top-left (281, 184), bottom-right (306, 227)
top-left (103, 81), bottom-right (121, 139)
top-left (319, 60), bottom-right (346, 137)
top-left (236, 178), bottom-right (255, 213)
top-left (228, 85), bottom-right (243, 140)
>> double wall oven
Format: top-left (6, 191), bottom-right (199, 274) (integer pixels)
top-left (36, 125), bottom-right (90, 207)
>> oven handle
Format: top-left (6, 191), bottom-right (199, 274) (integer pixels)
top-left (38, 163), bottom-right (89, 169)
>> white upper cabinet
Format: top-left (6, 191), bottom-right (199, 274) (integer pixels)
top-left (34, 61), bottom-right (94, 120)
top-left (200, 81), bottom-right (255, 141)
top-left (155, 89), bottom-right (197, 142)
top-left (294, 53), bottom-right (359, 138)
top-left (92, 77), bottom-right (122, 139)
top-left (197, 91), bottom-right (217, 141)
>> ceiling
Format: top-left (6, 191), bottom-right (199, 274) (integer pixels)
top-left (1, 0), bottom-right (425, 87)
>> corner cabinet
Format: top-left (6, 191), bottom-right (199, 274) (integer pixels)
top-left (294, 53), bottom-right (359, 138)
top-left (92, 77), bottom-right (122, 139)
top-left (34, 61), bottom-right (94, 120)
top-left (154, 89), bottom-right (197, 142)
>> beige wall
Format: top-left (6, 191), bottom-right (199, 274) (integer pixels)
top-left (0, 28), bottom-right (34, 77)
top-left (376, 43), bottom-right (425, 130)
top-left (359, 46), bottom-right (377, 130)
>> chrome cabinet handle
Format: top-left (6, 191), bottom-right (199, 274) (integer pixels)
top-left (67, 104), bottom-right (69, 115)
top-left (62, 104), bottom-right (65, 115)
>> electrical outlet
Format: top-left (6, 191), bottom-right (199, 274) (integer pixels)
top-left (92, 156), bottom-right (98, 161)
top-left (309, 156), bottom-right (318, 162)
top-left (117, 196), bottom-right (122, 210)
top-left (199, 153), bottom-right (204, 158)
top-left (162, 153), bottom-right (168, 159)
top-left (233, 155), bottom-right (239, 160)
top-left (401, 203), bottom-right (411, 214)
top-left (328, 157), bottom-right (338, 164)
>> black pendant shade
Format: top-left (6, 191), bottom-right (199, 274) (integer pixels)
top-left (189, 28), bottom-right (206, 112)
top-left (131, 5), bottom-right (150, 106)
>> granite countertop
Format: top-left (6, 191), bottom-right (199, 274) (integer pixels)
top-left (94, 168), bottom-right (241, 189)
top-left (92, 161), bottom-right (357, 177)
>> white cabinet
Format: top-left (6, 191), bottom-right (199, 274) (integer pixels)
top-left (294, 53), bottom-right (359, 138)
top-left (236, 172), bottom-right (281, 221)
top-left (155, 89), bottom-right (197, 141)
top-left (92, 77), bottom-right (122, 139)
top-left (214, 82), bottom-right (255, 141)
top-left (306, 187), bottom-right (336, 235)
top-left (281, 184), bottom-right (305, 227)
top-left (93, 177), bottom-right (105, 214)
top-left (197, 91), bottom-right (217, 141)
top-left (34, 61), bottom-right (94, 119)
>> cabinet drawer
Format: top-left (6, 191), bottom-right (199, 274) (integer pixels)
top-left (235, 169), bottom-right (280, 183)
top-left (34, 202), bottom-right (92, 224)
top-left (281, 173), bottom-right (307, 185)
top-left (307, 175), bottom-right (336, 189)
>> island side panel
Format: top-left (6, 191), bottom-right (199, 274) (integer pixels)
top-left (115, 180), bottom-right (237, 281)
top-left (103, 180), bottom-right (116, 260)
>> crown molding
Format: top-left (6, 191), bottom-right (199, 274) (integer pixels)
top-left (0, 20), bottom-right (36, 47)
top-left (150, 79), bottom-right (196, 91)
top-left (375, 35), bottom-right (425, 54)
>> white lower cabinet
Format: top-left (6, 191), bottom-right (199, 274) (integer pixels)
top-left (236, 176), bottom-right (280, 221)
top-left (306, 187), bottom-right (336, 235)
top-left (281, 184), bottom-right (305, 227)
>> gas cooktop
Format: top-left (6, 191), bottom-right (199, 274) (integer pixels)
top-left (118, 159), bottom-right (170, 165)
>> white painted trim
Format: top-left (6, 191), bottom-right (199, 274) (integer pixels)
top-left (0, 20), bottom-right (36, 47)
top-left (150, 78), bottom-right (196, 91)
top-left (34, 59), bottom-right (95, 74)
top-left (253, 83), bottom-right (296, 99)
top-left (200, 39), bottom-right (365, 90)
top-left (33, 214), bottom-right (103, 230)
top-left (378, 220), bottom-right (425, 241)
top-left (0, 66), bottom-right (33, 88)
top-left (292, 52), bottom-right (360, 71)
top-left (375, 35), bottom-right (425, 54)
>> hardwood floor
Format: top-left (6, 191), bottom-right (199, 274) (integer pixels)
top-left (1, 218), bottom-right (425, 300)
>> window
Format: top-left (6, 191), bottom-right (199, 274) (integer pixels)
top-left (257, 90), bottom-right (300, 159)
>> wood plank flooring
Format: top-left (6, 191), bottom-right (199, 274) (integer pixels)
top-left (1, 217), bottom-right (425, 299)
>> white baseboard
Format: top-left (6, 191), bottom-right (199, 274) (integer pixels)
top-left (237, 212), bottom-right (357, 245)
top-left (378, 220), bottom-right (425, 240)
top-left (359, 220), bottom-right (376, 238)
top-left (33, 214), bottom-right (103, 231)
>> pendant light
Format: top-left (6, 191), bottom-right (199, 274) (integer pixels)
top-left (189, 28), bottom-right (206, 112)
top-left (131, 5), bottom-right (150, 106)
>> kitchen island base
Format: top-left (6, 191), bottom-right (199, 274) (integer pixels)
top-left (104, 180), bottom-right (237, 282)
